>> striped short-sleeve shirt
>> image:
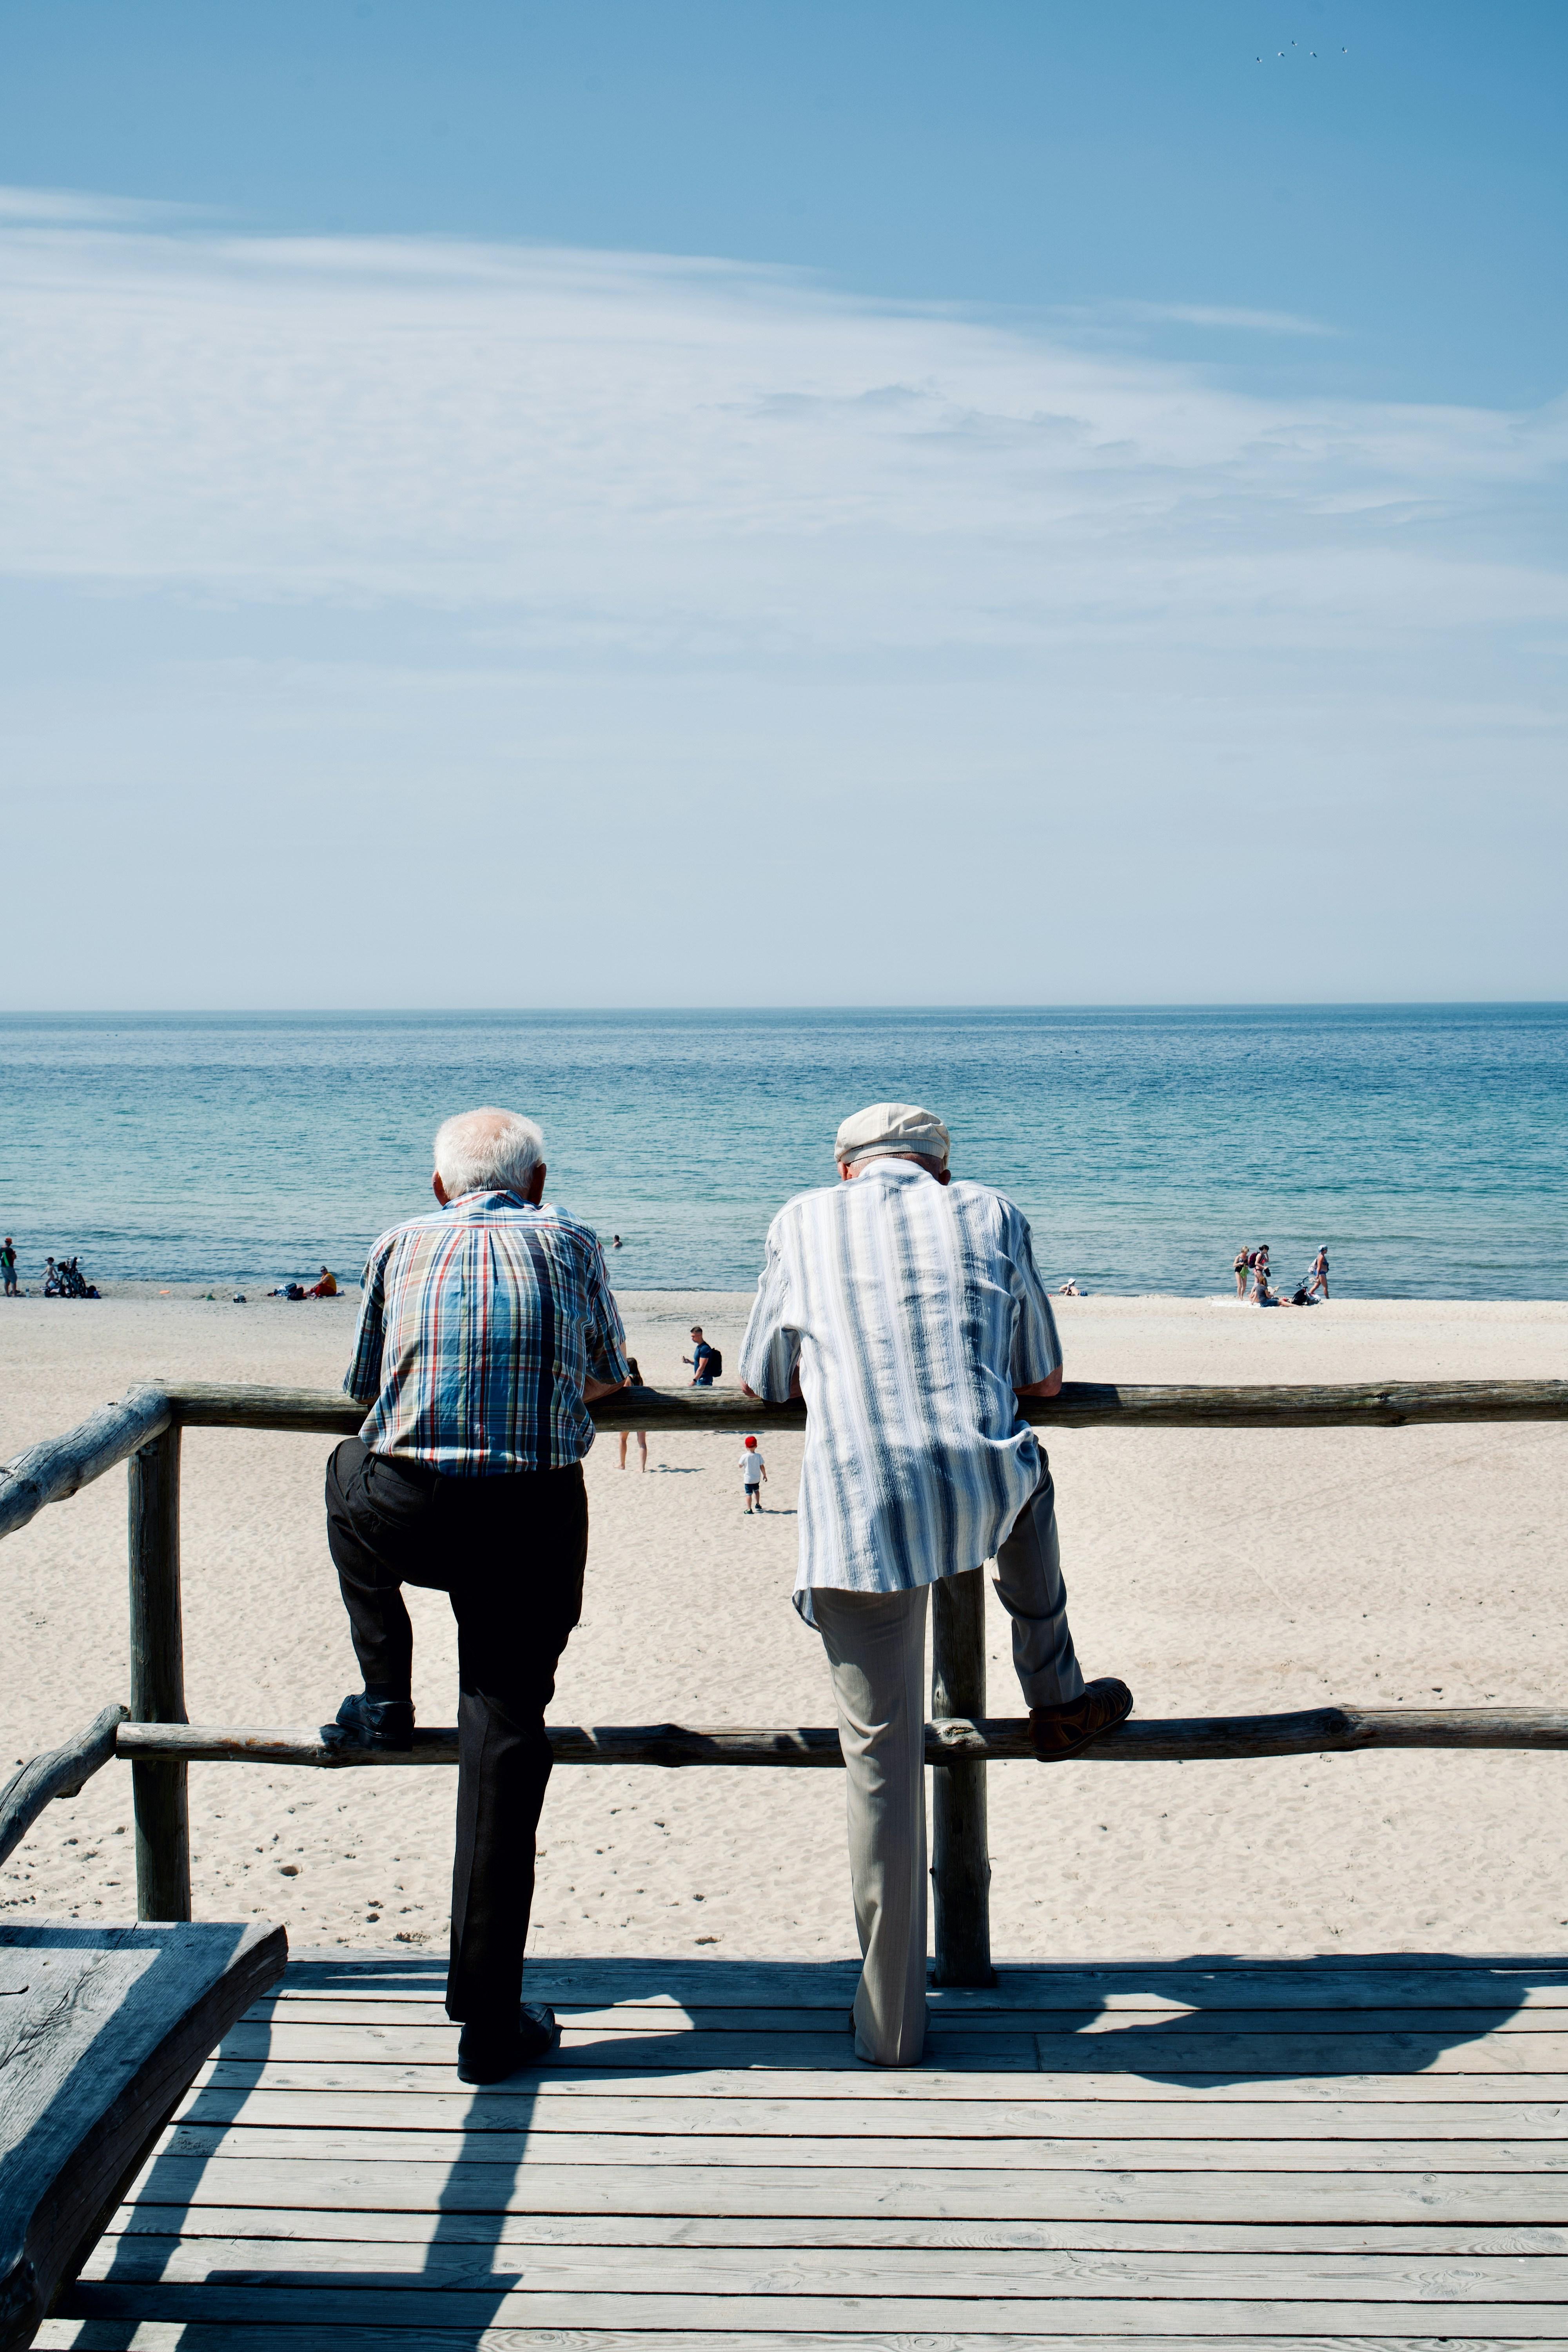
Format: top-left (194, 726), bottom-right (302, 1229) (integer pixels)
top-left (738, 1159), bottom-right (1062, 1619)
top-left (345, 1190), bottom-right (629, 1474)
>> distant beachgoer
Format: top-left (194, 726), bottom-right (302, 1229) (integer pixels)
top-left (619, 1356), bottom-right (648, 1471)
top-left (1, 1238), bottom-right (17, 1297)
top-left (1233, 1247), bottom-right (1250, 1299)
top-left (611, 1234), bottom-right (623, 1250)
top-left (1307, 1246), bottom-right (1330, 1300)
top-left (1056, 1278), bottom-right (1080, 1297)
top-left (684, 1326), bottom-right (715, 1386)
top-left (740, 1434), bottom-right (767, 1512)
top-left (1249, 1245), bottom-right (1272, 1304)
top-left (308, 1266), bottom-right (339, 1298)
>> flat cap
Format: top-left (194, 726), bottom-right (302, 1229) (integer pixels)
top-left (834, 1101), bottom-right (951, 1167)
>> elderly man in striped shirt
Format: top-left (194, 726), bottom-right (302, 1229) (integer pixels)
top-left (322, 1108), bottom-right (629, 2085)
top-left (740, 1102), bottom-right (1131, 2068)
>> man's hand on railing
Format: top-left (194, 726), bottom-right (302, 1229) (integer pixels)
top-left (583, 1374), bottom-right (631, 1404)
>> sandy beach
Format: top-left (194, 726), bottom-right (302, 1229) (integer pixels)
top-left (2, 1290), bottom-right (1564, 1964)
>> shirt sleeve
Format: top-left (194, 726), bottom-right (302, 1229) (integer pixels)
top-left (1006, 1208), bottom-right (1064, 1387)
top-left (343, 1242), bottom-right (389, 1405)
top-left (582, 1239), bottom-right (631, 1385)
top-left (738, 1226), bottom-right (800, 1401)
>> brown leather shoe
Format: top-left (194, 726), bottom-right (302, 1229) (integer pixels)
top-left (1029, 1677), bottom-right (1133, 1762)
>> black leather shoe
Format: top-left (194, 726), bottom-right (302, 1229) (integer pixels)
top-left (320, 1692), bottom-right (416, 1751)
top-left (1029, 1677), bottom-right (1134, 1762)
top-left (457, 2002), bottom-right (560, 2084)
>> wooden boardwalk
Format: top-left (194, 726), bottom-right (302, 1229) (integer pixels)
top-left (38, 1950), bottom-right (1568, 2349)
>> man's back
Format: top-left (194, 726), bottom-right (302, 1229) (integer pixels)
top-left (346, 1189), bottom-right (626, 1474)
top-left (739, 1157), bottom-right (1061, 1601)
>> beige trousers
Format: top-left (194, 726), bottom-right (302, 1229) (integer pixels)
top-left (812, 1583), bottom-right (931, 2067)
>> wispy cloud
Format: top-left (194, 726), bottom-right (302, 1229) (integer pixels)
top-left (0, 206), bottom-right (1561, 670)
top-left (1111, 299), bottom-right (1340, 337)
top-left (0, 183), bottom-right (202, 225)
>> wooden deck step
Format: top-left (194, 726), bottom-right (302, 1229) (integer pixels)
top-left (36, 1951), bottom-right (1568, 2348)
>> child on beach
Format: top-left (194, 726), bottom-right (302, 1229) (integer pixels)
top-left (740, 1434), bottom-right (767, 1512)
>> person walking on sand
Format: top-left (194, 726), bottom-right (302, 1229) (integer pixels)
top-left (1233, 1246), bottom-right (1250, 1299)
top-left (320, 1107), bottom-right (628, 2085)
top-left (618, 1357), bottom-right (648, 1471)
top-left (684, 1326), bottom-right (715, 1386)
top-left (1307, 1245), bottom-right (1330, 1301)
top-left (740, 1434), bottom-right (768, 1512)
top-left (1, 1238), bottom-right (17, 1297)
top-left (740, 1101), bottom-right (1132, 2069)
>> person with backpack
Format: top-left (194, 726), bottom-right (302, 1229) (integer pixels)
top-left (684, 1326), bottom-right (719, 1386)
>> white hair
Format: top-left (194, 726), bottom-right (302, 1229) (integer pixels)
top-left (433, 1107), bottom-right (544, 1199)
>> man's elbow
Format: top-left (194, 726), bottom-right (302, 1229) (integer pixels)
top-left (1016, 1366), bottom-right (1063, 1399)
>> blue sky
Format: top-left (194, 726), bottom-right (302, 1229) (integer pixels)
top-left (0, 1), bottom-right (1564, 1004)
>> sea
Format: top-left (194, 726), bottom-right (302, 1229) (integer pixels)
top-left (2, 1006), bottom-right (1564, 1300)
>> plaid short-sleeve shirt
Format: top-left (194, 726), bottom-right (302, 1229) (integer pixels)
top-left (345, 1190), bottom-right (628, 1474)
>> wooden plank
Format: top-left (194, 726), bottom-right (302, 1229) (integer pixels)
top-left (268, 1961), bottom-right (1568, 2010)
top-left (209, 2020), bottom-right (1568, 2072)
top-left (36, 2323), bottom-right (1568, 2352)
top-left (162, 1375), bottom-right (1568, 1433)
top-left (152, 2119), bottom-right (1568, 2173)
top-left (193, 2056), bottom-right (1568, 2103)
top-left (0, 1707), bottom-right (128, 1868)
top-left (111, 2151), bottom-right (1568, 2221)
top-left (53, 2279), bottom-right (1568, 2336)
top-left (94, 2203), bottom-right (1568, 2252)
top-left (0, 1920), bottom-right (286, 2352)
top-left (113, 1706), bottom-right (1568, 1769)
top-left (244, 1997), bottom-right (1568, 2034)
top-left (74, 2232), bottom-right (1568, 2298)
top-left (0, 1387), bottom-right (171, 1543)
top-left (171, 2087), bottom-right (1568, 2139)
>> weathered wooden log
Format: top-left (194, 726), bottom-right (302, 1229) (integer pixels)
top-left (114, 1704), bottom-right (1568, 1772)
top-left (0, 1706), bottom-right (128, 1869)
top-left (127, 1429), bottom-right (190, 1924)
top-left (930, 1568), bottom-right (994, 1987)
top-left (157, 1376), bottom-right (1568, 1437)
top-left (0, 1389), bottom-right (171, 1543)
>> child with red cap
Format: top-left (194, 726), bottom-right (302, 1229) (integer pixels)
top-left (739, 1434), bottom-right (768, 1514)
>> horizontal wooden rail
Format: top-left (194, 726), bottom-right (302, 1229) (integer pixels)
top-left (159, 1376), bottom-right (1568, 1436)
top-left (0, 1705), bottom-right (129, 1866)
top-left (0, 1392), bottom-right (171, 1542)
top-left (2, 1380), bottom-right (1563, 1555)
top-left (114, 1705), bottom-right (1568, 1772)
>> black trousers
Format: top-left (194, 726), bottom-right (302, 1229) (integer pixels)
top-left (324, 1438), bottom-right (588, 2024)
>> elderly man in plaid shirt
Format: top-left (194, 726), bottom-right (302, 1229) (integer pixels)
top-left (323, 1107), bottom-right (629, 2084)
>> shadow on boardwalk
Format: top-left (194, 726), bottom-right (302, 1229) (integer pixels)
top-left (78, 1949), bottom-right (1556, 2347)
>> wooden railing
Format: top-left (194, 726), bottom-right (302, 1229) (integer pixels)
top-left (2, 1377), bottom-right (1565, 1987)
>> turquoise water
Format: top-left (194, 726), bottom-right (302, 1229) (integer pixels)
top-left (1, 1006), bottom-right (1563, 1298)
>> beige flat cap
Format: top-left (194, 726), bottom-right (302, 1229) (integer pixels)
top-left (834, 1101), bottom-right (951, 1167)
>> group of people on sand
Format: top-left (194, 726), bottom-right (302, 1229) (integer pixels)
top-left (1233, 1241), bottom-right (1330, 1307)
top-left (316, 1100), bottom-right (1129, 2080)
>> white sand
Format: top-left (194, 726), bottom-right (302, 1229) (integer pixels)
top-left (2, 1290), bottom-right (1565, 1963)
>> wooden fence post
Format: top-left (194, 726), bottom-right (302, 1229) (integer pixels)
top-left (128, 1426), bottom-right (191, 1922)
top-left (930, 1567), bottom-right (995, 1986)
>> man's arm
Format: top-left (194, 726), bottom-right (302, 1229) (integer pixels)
top-left (1006, 1209), bottom-right (1065, 1399)
top-left (342, 1249), bottom-right (388, 1406)
top-left (581, 1238), bottom-right (631, 1401)
top-left (737, 1234), bottom-right (801, 1403)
